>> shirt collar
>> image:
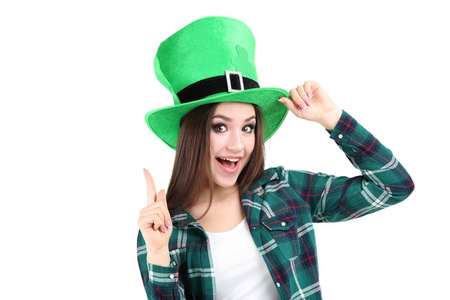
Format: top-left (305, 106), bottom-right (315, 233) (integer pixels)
top-left (170, 208), bottom-right (198, 229)
top-left (244, 168), bottom-right (280, 195)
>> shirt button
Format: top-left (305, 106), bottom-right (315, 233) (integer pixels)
top-left (281, 222), bottom-right (286, 226)
top-left (338, 134), bottom-right (343, 139)
top-left (169, 274), bottom-right (174, 279)
top-left (276, 282), bottom-right (281, 287)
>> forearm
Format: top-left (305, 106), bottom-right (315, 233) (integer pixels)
top-left (285, 110), bottom-right (415, 222)
top-left (322, 110), bottom-right (414, 220)
top-left (137, 231), bottom-right (184, 299)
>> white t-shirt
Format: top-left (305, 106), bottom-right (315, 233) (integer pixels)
top-left (206, 218), bottom-right (281, 299)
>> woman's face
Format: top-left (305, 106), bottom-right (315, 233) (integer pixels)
top-left (210, 102), bottom-right (256, 189)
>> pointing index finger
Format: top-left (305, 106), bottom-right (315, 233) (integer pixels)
top-left (143, 168), bottom-right (156, 205)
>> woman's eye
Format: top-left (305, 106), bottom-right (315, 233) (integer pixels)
top-left (242, 125), bottom-right (254, 133)
top-left (213, 124), bottom-right (227, 132)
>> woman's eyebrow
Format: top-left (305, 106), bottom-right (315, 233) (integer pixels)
top-left (212, 115), bottom-right (256, 122)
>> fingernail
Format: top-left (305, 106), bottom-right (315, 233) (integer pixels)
top-left (166, 219), bottom-right (172, 228)
top-left (162, 225), bottom-right (168, 232)
top-left (307, 92), bottom-right (312, 99)
top-left (306, 100), bottom-right (312, 106)
top-left (278, 98), bottom-right (285, 104)
top-left (300, 102), bottom-right (307, 109)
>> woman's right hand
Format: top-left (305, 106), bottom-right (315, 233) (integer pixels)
top-left (138, 168), bottom-right (173, 266)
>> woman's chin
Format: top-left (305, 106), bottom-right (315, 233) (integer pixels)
top-left (211, 173), bottom-right (240, 190)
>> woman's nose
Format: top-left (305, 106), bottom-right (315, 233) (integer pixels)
top-left (226, 131), bottom-right (244, 152)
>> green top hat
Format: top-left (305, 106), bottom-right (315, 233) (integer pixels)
top-left (145, 16), bottom-right (289, 150)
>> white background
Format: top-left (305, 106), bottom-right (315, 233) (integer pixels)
top-left (1, 0), bottom-right (448, 299)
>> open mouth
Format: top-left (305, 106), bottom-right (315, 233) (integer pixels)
top-left (216, 157), bottom-right (241, 174)
top-left (216, 157), bottom-right (239, 168)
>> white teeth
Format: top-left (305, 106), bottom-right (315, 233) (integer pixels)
top-left (219, 157), bottom-right (239, 162)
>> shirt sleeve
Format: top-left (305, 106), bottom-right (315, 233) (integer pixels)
top-left (285, 110), bottom-right (414, 222)
top-left (137, 231), bottom-right (186, 299)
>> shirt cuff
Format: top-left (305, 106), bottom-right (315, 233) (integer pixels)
top-left (146, 261), bottom-right (180, 288)
top-left (328, 110), bottom-right (357, 145)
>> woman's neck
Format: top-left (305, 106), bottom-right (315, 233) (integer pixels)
top-left (187, 184), bottom-right (240, 220)
top-left (188, 184), bottom-right (245, 231)
top-left (198, 184), bottom-right (239, 204)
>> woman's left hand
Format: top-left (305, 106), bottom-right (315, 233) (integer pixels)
top-left (278, 80), bottom-right (343, 131)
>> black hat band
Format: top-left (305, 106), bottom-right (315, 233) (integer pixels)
top-left (177, 71), bottom-right (260, 104)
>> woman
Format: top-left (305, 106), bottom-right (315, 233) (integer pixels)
top-left (137, 17), bottom-right (414, 299)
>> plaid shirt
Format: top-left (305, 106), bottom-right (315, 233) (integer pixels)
top-left (137, 110), bottom-right (414, 299)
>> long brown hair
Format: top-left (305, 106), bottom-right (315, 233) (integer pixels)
top-left (166, 102), bottom-right (266, 219)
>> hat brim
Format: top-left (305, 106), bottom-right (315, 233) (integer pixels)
top-left (145, 87), bottom-right (290, 150)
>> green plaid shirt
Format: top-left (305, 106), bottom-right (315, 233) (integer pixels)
top-left (137, 111), bottom-right (414, 299)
